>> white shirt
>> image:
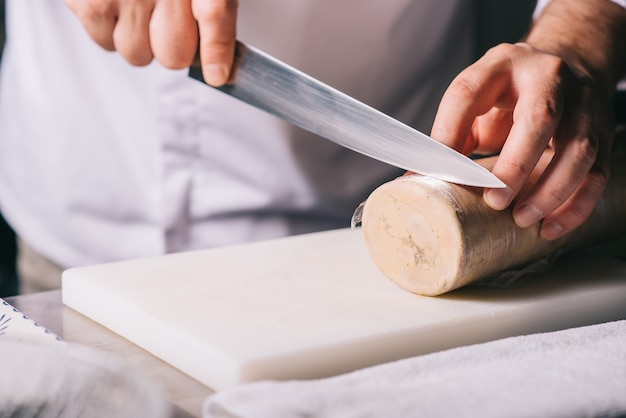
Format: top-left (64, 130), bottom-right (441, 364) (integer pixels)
top-left (534, 0), bottom-right (626, 17)
top-left (0, 0), bottom-right (475, 268)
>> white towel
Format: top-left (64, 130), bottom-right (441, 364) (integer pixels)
top-left (204, 320), bottom-right (626, 418)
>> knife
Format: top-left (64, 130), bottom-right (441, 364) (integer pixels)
top-left (188, 41), bottom-right (505, 189)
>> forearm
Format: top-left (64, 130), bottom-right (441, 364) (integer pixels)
top-left (526, 0), bottom-right (626, 95)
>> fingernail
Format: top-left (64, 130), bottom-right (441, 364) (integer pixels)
top-left (202, 64), bottom-right (228, 86)
top-left (484, 187), bottom-right (513, 210)
top-left (514, 204), bottom-right (543, 228)
top-left (541, 221), bottom-right (564, 240)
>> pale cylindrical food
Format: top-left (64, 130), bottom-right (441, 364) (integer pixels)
top-left (361, 145), bottom-right (626, 296)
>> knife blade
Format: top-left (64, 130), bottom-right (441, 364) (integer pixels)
top-left (188, 41), bottom-right (505, 189)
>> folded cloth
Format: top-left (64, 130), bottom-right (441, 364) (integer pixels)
top-left (204, 320), bottom-right (626, 418)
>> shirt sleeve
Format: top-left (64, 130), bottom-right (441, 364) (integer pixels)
top-left (534, 0), bottom-right (626, 19)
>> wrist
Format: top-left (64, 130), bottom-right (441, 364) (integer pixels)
top-left (527, 0), bottom-right (626, 96)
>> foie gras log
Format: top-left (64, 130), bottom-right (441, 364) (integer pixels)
top-left (361, 142), bottom-right (626, 296)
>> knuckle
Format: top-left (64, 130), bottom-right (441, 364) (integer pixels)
top-left (126, 54), bottom-right (153, 66)
top-left (584, 167), bottom-right (609, 196)
top-left (544, 186), bottom-right (571, 206)
top-left (571, 138), bottom-right (599, 169)
top-left (200, 37), bottom-right (233, 59)
top-left (562, 168), bottom-right (609, 227)
top-left (83, 0), bottom-right (115, 19)
top-left (98, 40), bottom-right (117, 52)
top-left (526, 96), bottom-right (561, 127)
top-left (157, 51), bottom-right (194, 69)
top-left (114, 36), bottom-right (154, 66)
top-left (487, 43), bottom-right (518, 59)
top-left (118, 44), bottom-right (153, 65)
top-left (553, 133), bottom-right (600, 171)
top-left (567, 203), bottom-right (594, 227)
top-left (499, 158), bottom-right (534, 180)
top-left (447, 76), bottom-right (482, 103)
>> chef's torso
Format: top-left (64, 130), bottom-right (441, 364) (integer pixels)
top-left (0, 0), bottom-right (473, 267)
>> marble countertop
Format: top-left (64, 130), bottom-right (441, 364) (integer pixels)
top-left (5, 234), bottom-right (625, 417)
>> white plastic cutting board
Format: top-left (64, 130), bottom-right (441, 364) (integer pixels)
top-left (62, 228), bottom-right (626, 391)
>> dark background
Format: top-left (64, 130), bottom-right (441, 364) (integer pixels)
top-left (0, 0), bottom-right (18, 297)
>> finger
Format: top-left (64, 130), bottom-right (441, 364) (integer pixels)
top-left (471, 107), bottom-right (514, 155)
top-left (431, 44), bottom-right (517, 152)
top-left (65, 0), bottom-right (118, 51)
top-left (150, 0), bottom-right (198, 68)
top-left (534, 101), bottom-right (610, 240)
top-left (192, 0), bottom-right (238, 86)
top-left (512, 113), bottom-right (599, 229)
top-left (112, 0), bottom-right (155, 66)
top-left (483, 63), bottom-right (564, 210)
top-left (539, 162), bottom-right (609, 240)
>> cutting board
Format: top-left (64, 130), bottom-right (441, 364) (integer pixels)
top-left (62, 228), bottom-right (626, 391)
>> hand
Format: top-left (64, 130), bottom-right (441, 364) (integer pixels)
top-left (65, 0), bottom-right (238, 86)
top-left (431, 42), bottom-right (615, 240)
